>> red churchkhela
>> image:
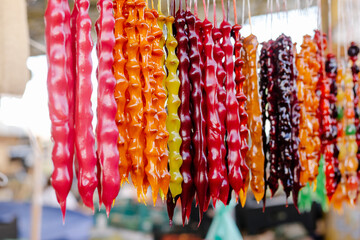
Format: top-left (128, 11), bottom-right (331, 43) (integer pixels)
top-left (45, 0), bottom-right (74, 220)
top-left (75, 0), bottom-right (98, 211)
top-left (95, 0), bottom-right (121, 216)
top-left (175, 8), bottom-right (195, 225)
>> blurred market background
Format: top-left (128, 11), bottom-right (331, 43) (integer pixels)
top-left (1, 0), bottom-right (360, 239)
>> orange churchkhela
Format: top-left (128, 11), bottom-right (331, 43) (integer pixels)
top-left (243, 35), bottom-right (265, 203)
top-left (139, 1), bottom-right (159, 203)
top-left (150, 4), bottom-right (169, 202)
top-left (113, 0), bottom-right (130, 185)
top-left (156, 3), bottom-right (171, 198)
top-left (296, 35), bottom-right (321, 188)
top-left (124, 0), bottom-right (146, 201)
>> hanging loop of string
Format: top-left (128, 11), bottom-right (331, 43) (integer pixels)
top-left (213, 0), bottom-right (216, 26)
top-left (247, 0), bottom-right (252, 33)
top-left (233, 0), bottom-right (237, 25)
top-left (328, 0), bottom-right (332, 54)
top-left (242, 0), bottom-right (245, 25)
top-left (202, 0), bottom-right (207, 19)
top-left (226, 0), bottom-right (230, 22)
top-left (221, 0), bottom-right (225, 21)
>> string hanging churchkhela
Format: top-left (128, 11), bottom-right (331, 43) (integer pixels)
top-left (44, 0), bottom-right (360, 224)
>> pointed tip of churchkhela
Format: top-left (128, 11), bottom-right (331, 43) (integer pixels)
top-left (60, 201), bottom-right (66, 224)
top-left (105, 204), bottom-right (112, 218)
top-left (239, 189), bottom-right (247, 208)
top-left (166, 191), bottom-right (177, 227)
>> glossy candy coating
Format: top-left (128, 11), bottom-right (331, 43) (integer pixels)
top-left (262, 40), bottom-right (280, 196)
top-left (95, 0), bottom-right (121, 215)
top-left (156, 11), bottom-right (170, 198)
top-left (343, 70), bottom-right (358, 204)
top-left (113, 0), bottom-right (130, 185)
top-left (271, 35), bottom-right (298, 199)
top-left (186, 11), bottom-right (208, 221)
top-left (125, 0), bottom-right (145, 201)
top-left (140, 6), bottom-right (160, 204)
top-left (202, 18), bottom-right (223, 204)
top-left (220, 20), bottom-right (244, 195)
top-left (150, 8), bottom-right (169, 203)
top-left (243, 35), bottom-right (265, 203)
top-left (213, 26), bottom-right (229, 206)
top-left (259, 41), bottom-right (270, 207)
top-left (175, 9), bottom-right (195, 225)
top-left (165, 16), bottom-right (183, 198)
top-left (232, 25), bottom-right (249, 206)
top-left (45, 0), bottom-right (74, 219)
top-left (324, 53), bottom-right (341, 201)
top-left (75, 0), bottom-right (98, 211)
top-left (332, 68), bottom-right (347, 212)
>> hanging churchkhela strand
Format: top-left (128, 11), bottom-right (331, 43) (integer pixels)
top-left (262, 41), bottom-right (280, 197)
top-left (348, 43), bottom-right (360, 182)
top-left (63, 0), bottom-right (76, 181)
top-left (213, 0), bottom-right (229, 206)
top-left (186, 1), bottom-right (208, 222)
top-left (69, 1), bottom-right (79, 179)
top-left (165, 0), bottom-right (183, 224)
top-left (232, 0), bottom-right (249, 207)
top-left (113, 0), bottom-right (130, 186)
top-left (202, 0), bottom-right (223, 206)
top-left (272, 35), bottom-right (299, 202)
top-left (221, 0), bottom-right (244, 198)
top-left (125, 0), bottom-right (146, 201)
top-left (296, 35), bottom-right (322, 211)
top-left (140, 0), bottom-right (158, 204)
top-left (345, 43), bottom-right (359, 204)
top-left (324, 53), bottom-right (341, 200)
top-left (332, 67), bottom-right (347, 211)
top-left (259, 41), bottom-right (271, 209)
top-left (45, 0), bottom-right (75, 220)
top-left (176, 0), bottom-right (195, 225)
top-left (156, 0), bottom-right (171, 199)
top-left (95, 0), bottom-right (120, 215)
top-left (75, 0), bottom-right (99, 212)
top-left (243, 34), bottom-right (265, 204)
top-left (151, 2), bottom-right (169, 203)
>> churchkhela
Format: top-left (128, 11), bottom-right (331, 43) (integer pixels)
top-left (45, 0), bottom-right (360, 225)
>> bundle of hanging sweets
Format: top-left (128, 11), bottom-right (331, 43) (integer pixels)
top-left (45, 0), bottom-right (360, 224)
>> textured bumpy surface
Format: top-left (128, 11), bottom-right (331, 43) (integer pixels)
top-left (243, 35), bottom-right (265, 203)
top-left (266, 35), bottom-right (300, 201)
top-left (213, 26), bottom-right (229, 206)
top-left (165, 16), bottom-right (183, 198)
top-left (113, 0), bottom-right (130, 185)
top-left (150, 8), bottom-right (169, 203)
top-left (264, 40), bottom-right (280, 196)
top-left (75, 0), bottom-right (98, 212)
top-left (176, 9), bottom-right (194, 224)
top-left (141, 5), bottom-right (159, 204)
top-left (45, 0), bottom-right (74, 219)
top-left (332, 68), bottom-right (347, 211)
top-left (296, 35), bottom-right (321, 188)
top-left (95, 0), bottom-right (120, 216)
top-left (63, 0), bottom-right (75, 181)
top-left (274, 35), bottom-right (294, 198)
top-left (232, 24), bottom-right (249, 207)
top-left (186, 11), bottom-right (208, 221)
top-left (125, 0), bottom-right (145, 201)
top-left (156, 10), bottom-right (170, 197)
top-left (324, 53), bottom-right (340, 201)
top-left (202, 18), bottom-right (223, 204)
top-left (344, 43), bottom-right (360, 203)
top-left (221, 19), bottom-right (244, 195)
top-left (259, 41), bottom-right (270, 207)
